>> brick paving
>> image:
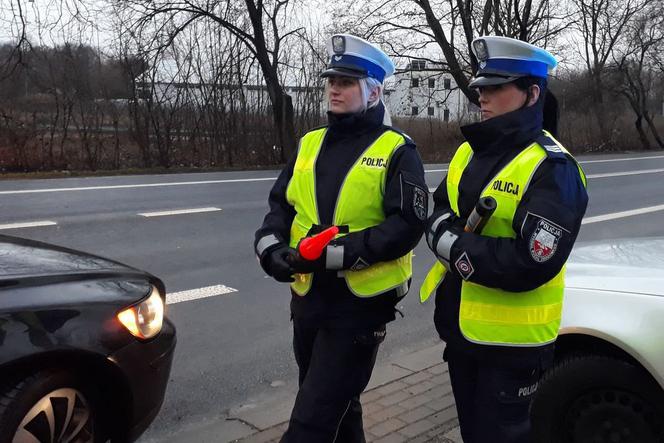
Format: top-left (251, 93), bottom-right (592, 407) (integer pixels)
top-left (237, 361), bottom-right (461, 443)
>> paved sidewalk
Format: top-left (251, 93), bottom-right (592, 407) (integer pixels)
top-left (237, 344), bottom-right (462, 443)
top-left (153, 343), bottom-right (462, 443)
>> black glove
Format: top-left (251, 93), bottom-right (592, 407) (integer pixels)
top-left (286, 241), bottom-right (327, 274)
top-left (426, 210), bottom-right (465, 267)
top-left (262, 244), bottom-right (297, 282)
top-left (426, 210), bottom-right (464, 250)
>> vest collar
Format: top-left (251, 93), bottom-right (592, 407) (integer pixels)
top-left (461, 105), bottom-right (543, 154)
top-left (327, 102), bottom-right (385, 135)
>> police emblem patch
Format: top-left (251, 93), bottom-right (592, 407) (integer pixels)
top-left (455, 252), bottom-right (474, 280)
top-left (332, 36), bottom-right (345, 54)
top-left (473, 39), bottom-right (489, 61)
top-left (413, 187), bottom-right (428, 221)
top-left (529, 219), bottom-right (563, 262)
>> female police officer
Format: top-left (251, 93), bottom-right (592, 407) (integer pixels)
top-left (421, 36), bottom-right (588, 443)
top-left (254, 34), bottom-right (427, 443)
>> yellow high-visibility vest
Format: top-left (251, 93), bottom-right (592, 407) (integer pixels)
top-left (420, 131), bottom-right (587, 346)
top-left (286, 127), bottom-right (412, 298)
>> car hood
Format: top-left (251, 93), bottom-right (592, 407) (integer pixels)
top-left (0, 235), bottom-right (145, 283)
top-left (566, 237), bottom-right (664, 297)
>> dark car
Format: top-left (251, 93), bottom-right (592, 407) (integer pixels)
top-left (0, 235), bottom-right (176, 443)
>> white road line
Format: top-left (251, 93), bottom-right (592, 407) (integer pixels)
top-left (139, 207), bottom-right (222, 217)
top-left (423, 155), bottom-right (664, 174)
top-left (425, 168), bottom-right (664, 188)
top-left (0, 177), bottom-right (277, 195)
top-left (580, 154), bottom-right (664, 164)
top-left (0, 155), bottom-right (662, 196)
top-left (166, 284), bottom-right (237, 304)
top-left (582, 204), bottom-right (664, 225)
top-left (0, 221), bottom-right (57, 230)
top-left (586, 168), bottom-right (664, 179)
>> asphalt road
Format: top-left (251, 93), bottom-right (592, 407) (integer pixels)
top-left (2, 151), bottom-right (664, 440)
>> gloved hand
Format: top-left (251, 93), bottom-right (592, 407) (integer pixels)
top-left (425, 210), bottom-right (465, 268)
top-left (426, 210), bottom-right (464, 250)
top-left (286, 240), bottom-right (327, 274)
top-left (262, 244), bottom-right (297, 282)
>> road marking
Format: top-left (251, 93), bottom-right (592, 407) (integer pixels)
top-left (139, 207), bottom-right (222, 217)
top-left (583, 204), bottom-right (664, 224)
top-left (424, 168), bottom-right (664, 190)
top-left (0, 155), bottom-right (662, 196)
top-left (423, 156), bottom-right (664, 174)
top-left (0, 221), bottom-right (57, 230)
top-left (0, 177), bottom-right (277, 195)
top-left (166, 284), bottom-right (237, 304)
top-left (586, 168), bottom-right (664, 179)
top-left (580, 154), bottom-right (664, 164)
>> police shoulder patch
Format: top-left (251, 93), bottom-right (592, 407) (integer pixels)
top-left (413, 186), bottom-right (428, 221)
top-left (529, 217), bottom-right (564, 263)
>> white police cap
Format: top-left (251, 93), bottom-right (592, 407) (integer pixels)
top-left (469, 36), bottom-right (557, 88)
top-left (321, 34), bottom-right (395, 83)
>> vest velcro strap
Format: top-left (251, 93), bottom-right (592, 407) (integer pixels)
top-left (460, 301), bottom-right (563, 325)
top-left (419, 261), bottom-right (447, 303)
top-left (308, 224), bottom-right (350, 235)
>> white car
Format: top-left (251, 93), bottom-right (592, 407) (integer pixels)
top-left (532, 238), bottom-right (664, 443)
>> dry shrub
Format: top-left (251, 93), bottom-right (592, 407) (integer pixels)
top-left (392, 117), bottom-right (465, 163)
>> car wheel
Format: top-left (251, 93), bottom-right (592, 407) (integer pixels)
top-left (0, 369), bottom-right (104, 443)
top-left (531, 354), bottom-right (664, 443)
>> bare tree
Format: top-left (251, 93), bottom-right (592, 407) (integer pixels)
top-left (610, 1), bottom-right (664, 149)
top-left (572, 0), bottom-right (646, 136)
top-left (116, 0), bottom-right (304, 162)
top-left (331, 0), bottom-right (571, 105)
top-left (0, 0), bottom-right (31, 79)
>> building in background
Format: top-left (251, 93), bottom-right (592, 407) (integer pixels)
top-left (140, 58), bottom-right (478, 122)
top-left (384, 60), bottom-right (478, 122)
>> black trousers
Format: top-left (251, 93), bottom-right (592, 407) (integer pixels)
top-left (444, 346), bottom-right (543, 443)
top-left (280, 320), bottom-right (385, 443)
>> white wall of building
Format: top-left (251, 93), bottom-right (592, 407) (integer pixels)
top-left (384, 61), bottom-right (477, 122)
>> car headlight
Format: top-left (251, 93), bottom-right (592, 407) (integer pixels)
top-left (117, 286), bottom-right (164, 339)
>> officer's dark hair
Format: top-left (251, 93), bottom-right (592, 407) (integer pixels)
top-left (513, 76), bottom-right (559, 137)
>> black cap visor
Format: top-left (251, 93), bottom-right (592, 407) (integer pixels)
top-left (469, 74), bottom-right (521, 88)
top-left (320, 66), bottom-right (367, 79)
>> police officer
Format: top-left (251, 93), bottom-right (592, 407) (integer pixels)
top-left (254, 34), bottom-right (427, 443)
top-left (420, 36), bottom-right (588, 443)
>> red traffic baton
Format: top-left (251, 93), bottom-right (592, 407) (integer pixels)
top-left (298, 226), bottom-right (339, 260)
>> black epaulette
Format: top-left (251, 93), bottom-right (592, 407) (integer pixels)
top-left (307, 124), bottom-right (329, 133)
top-left (536, 133), bottom-right (568, 162)
top-left (385, 125), bottom-right (415, 147)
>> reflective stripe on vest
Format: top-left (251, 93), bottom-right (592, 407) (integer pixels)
top-left (420, 132), bottom-right (586, 346)
top-left (286, 127), bottom-right (413, 297)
